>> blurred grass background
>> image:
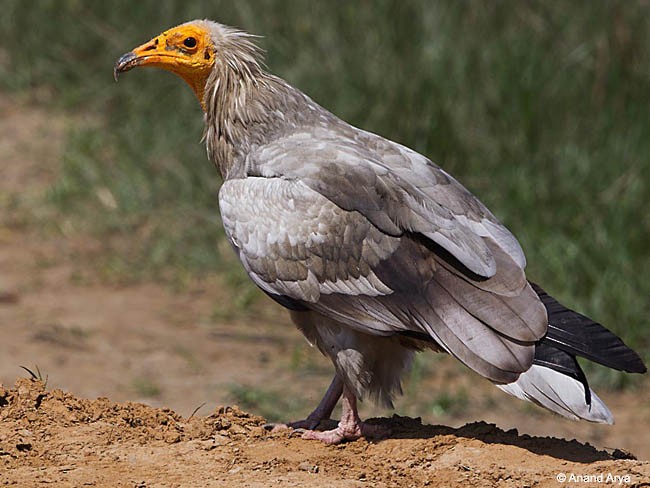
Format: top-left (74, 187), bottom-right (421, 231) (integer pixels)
top-left (1, 0), bottom-right (648, 387)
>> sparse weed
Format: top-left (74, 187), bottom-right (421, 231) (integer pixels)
top-left (20, 365), bottom-right (48, 387)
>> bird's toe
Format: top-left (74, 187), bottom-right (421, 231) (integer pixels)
top-left (301, 427), bottom-right (352, 445)
top-left (299, 419), bottom-right (388, 445)
top-left (265, 416), bottom-right (337, 433)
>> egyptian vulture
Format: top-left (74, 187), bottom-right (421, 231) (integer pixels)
top-left (115, 20), bottom-right (646, 444)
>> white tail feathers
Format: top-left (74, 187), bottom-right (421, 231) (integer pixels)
top-left (495, 365), bottom-right (614, 424)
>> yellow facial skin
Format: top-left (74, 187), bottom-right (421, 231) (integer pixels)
top-left (114, 24), bottom-right (215, 109)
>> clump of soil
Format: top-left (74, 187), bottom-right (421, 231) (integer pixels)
top-left (1, 379), bottom-right (648, 487)
top-left (0, 378), bottom-right (263, 455)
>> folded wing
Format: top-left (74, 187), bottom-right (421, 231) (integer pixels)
top-left (219, 172), bottom-right (547, 384)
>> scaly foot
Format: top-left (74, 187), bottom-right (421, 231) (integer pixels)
top-left (300, 421), bottom-right (389, 445)
top-left (300, 385), bottom-right (389, 444)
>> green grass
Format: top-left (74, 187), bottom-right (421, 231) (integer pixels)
top-left (1, 1), bottom-right (648, 371)
top-left (132, 377), bottom-right (163, 398)
top-left (228, 384), bottom-right (307, 423)
top-left (426, 390), bottom-right (470, 419)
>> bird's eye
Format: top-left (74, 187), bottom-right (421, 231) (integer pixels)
top-left (183, 37), bottom-right (197, 49)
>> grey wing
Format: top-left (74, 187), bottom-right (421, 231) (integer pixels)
top-left (219, 177), bottom-right (547, 383)
top-left (247, 127), bottom-right (525, 283)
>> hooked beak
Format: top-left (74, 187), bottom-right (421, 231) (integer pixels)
top-left (113, 36), bottom-right (178, 82)
top-left (113, 51), bottom-right (140, 81)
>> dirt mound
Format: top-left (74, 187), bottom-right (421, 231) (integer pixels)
top-left (1, 379), bottom-right (648, 487)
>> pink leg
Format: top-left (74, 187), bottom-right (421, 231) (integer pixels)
top-left (265, 375), bottom-right (343, 431)
top-left (301, 385), bottom-right (388, 445)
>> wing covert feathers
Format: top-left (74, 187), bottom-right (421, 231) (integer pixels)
top-left (220, 177), bottom-right (398, 303)
top-left (248, 129), bottom-right (529, 278)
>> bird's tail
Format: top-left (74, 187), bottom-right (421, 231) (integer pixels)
top-left (496, 283), bottom-right (646, 424)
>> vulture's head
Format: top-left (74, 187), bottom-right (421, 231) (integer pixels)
top-left (114, 20), bottom-right (263, 111)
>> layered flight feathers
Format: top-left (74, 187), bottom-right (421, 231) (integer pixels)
top-left (532, 284), bottom-right (647, 374)
top-left (220, 171), bottom-right (548, 384)
top-left (497, 365), bottom-right (614, 424)
top-left (494, 286), bottom-right (647, 423)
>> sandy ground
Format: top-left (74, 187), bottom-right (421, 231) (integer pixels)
top-left (1, 95), bottom-right (649, 486)
top-left (1, 378), bottom-right (649, 488)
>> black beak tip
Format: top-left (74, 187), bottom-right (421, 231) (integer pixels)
top-left (114, 51), bottom-right (137, 82)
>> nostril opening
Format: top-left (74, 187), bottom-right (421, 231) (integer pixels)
top-left (142, 43), bottom-right (156, 52)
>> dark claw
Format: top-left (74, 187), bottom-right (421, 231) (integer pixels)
top-left (289, 428), bottom-right (306, 437)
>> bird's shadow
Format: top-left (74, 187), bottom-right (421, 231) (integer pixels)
top-left (358, 415), bottom-right (635, 464)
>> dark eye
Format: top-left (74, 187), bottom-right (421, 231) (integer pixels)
top-left (183, 37), bottom-right (197, 48)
